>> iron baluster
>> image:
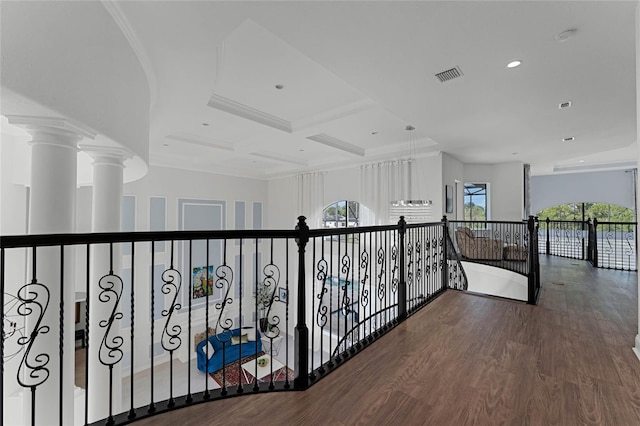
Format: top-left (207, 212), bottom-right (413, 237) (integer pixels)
top-left (160, 259), bottom-right (182, 406)
top-left (97, 268), bottom-right (125, 424)
top-left (16, 276), bottom-right (51, 426)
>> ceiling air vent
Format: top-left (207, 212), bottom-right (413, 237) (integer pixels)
top-left (435, 66), bottom-right (463, 83)
top-left (559, 101), bottom-right (572, 109)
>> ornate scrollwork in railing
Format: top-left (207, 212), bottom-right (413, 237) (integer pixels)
top-left (623, 230), bottom-right (635, 257)
top-left (340, 254), bottom-right (352, 317)
top-left (359, 251), bottom-right (369, 309)
top-left (161, 268), bottom-right (182, 353)
top-left (98, 272), bottom-right (124, 368)
top-left (3, 292), bottom-right (25, 363)
top-left (376, 247), bottom-right (385, 301)
top-left (16, 281), bottom-right (50, 389)
top-left (262, 262), bottom-right (281, 338)
top-left (603, 230), bottom-right (615, 255)
top-left (432, 238), bottom-right (440, 273)
top-left (415, 241), bottom-right (422, 286)
top-left (214, 265), bottom-right (234, 341)
top-left (315, 258), bottom-right (329, 328)
top-left (504, 230), bottom-right (513, 246)
top-left (390, 244), bottom-right (398, 294)
top-left (425, 239), bottom-right (431, 278)
top-left (406, 242), bottom-right (413, 286)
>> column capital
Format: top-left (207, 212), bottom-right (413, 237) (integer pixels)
top-left (5, 115), bottom-right (96, 150)
top-left (80, 144), bottom-right (132, 168)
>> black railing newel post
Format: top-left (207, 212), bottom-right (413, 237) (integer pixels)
top-left (397, 216), bottom-right (407, 322)
top-left (441, 216), bottom-right (449, 291)
top-left (527, 216), bottom-right (537, 304)
top-left (545, 217), bottom-right (551, 255)
top-left (294, 216), bottom-right (310, 390)
top-left (593, 218), bottom-right (599, 268)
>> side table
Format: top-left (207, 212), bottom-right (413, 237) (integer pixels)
top-left (260, 334), bottom-right (284, 357)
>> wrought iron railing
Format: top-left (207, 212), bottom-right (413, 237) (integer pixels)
top-left (538, 218), bottom-right (637, 271)
top-left (448, 217), bottom-right (540, 304)
top-left (537, 218), bottom-right (588, 260)
top-left (1, 217), bottom-right (466, 426)
top-left (591, 219), bottom-right (637, 271)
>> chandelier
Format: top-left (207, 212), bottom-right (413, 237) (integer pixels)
top-left (391, 125), bottom-right (432, 208)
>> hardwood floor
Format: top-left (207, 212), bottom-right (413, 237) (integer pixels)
top-left (134, 256), bottom-right (640, 425)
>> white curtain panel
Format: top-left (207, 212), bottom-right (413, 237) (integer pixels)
top-left (361, 160), bottom-right (411, 225)
top-left (295, 172), bottom-right (326, 229)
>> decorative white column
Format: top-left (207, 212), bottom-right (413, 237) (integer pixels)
top-left (634, 0), bottom-right (640, 363)
top-left (5, 115), bottom-right (95, 426)
top-left (81, 146), bottom-right (129, 422)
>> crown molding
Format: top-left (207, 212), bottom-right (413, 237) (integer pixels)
top-left (292, 98), bottom-right (375, 133)
top-left (306, 133), bottom-right (365, 157)
top-left (101, 0), bottom-right (158, 109)
top-left (250, 151), bottom-right (308, 167)
top-left (165, 131), bottom-right (234, 151)
top-left (208, 93), bottom-right (292, 133)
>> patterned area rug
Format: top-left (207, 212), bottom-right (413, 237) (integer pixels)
top-left (209, 352), bottom-right (294, 387)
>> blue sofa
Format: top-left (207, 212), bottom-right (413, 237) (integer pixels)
top-left (196, 327), bottom-right (262, 373)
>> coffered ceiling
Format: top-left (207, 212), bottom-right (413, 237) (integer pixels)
top-left (8, 1), bottom-right (638, 179)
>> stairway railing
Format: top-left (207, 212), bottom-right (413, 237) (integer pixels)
top-left (447, 216), bottom-right (540, 304)
top-left (1, 216), bottom-right (465, 426)
top-left (538, 217), bottom-right (637, 271)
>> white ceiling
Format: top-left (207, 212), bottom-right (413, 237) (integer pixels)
top-left (115, 1), bottom-right (637, 178)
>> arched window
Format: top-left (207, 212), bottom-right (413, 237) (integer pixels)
top-left (322, 200), bottom-right (361, 228)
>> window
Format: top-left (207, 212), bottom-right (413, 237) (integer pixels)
top-left (322, 200), bottom-right (360, 228)
top-left (464, 183), bottom-right (488, 221)
top-left (537, 202), bottom-right (634, 222)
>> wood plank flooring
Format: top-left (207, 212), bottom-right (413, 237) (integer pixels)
top-left (135, 256), bottom-right (640, 425)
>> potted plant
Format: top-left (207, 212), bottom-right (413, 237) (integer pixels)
top-left (255, 282), bottom-right (272, 332)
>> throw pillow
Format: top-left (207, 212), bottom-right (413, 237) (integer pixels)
top-left (231, 334), bottom-right (249, 345)
top-left (242, 327), bottom-right (256, 341)
top-left (205, 341), bottom-right (215, 359)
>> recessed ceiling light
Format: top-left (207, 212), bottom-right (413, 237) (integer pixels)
top-left (299, 149), bottom-right (304, 152)
top-left (563, 137), bottom-right (575, 142)
top-left (201, 123), bottom-right (209, 126)
top-left (579, 160), bottom-right (585, 163)
top-left (163, 143), bottom-right (169, 147)
top-left (275, 84), bottom-right (284, 90)
top-left (371, 131), bottom-right (379, 135)
top-left (507, 60), bottom-right (522, 68)
top-left (555, 28), bottom-right (577, 42)
top-left (559, 101), bottom-right (572, 109)
top-left (512, 152), bottom-right (518, 155)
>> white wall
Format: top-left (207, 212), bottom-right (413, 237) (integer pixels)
top-left (267, 154), bottom-right (444, 230)
top-left (267, 176), bottom-right (297, 229)
top-left (531, 170), bottom-right (635, 214)
top-left (465, 162), bottom-right (524, 220)
top-left (442, 152), bottom-right (464, 220)
top-left (412, 155), bottom-right (443, 220)
top-left (123, 165), bottom-right (268, 231)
